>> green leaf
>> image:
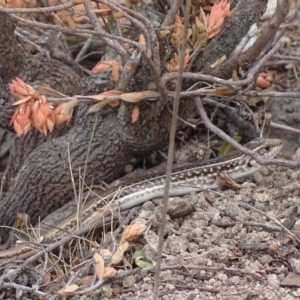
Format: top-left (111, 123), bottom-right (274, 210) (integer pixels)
top-left (218, 136), bottom-right (242, 156)
top-left (135, 259), bottom-right (153, 269)
top-left (133, 251), bottom-right (153, 269)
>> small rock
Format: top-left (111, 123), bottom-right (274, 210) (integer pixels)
top-left (142, 201), bottom-right (155, 210)
top-left (252, 171), bottom-right (263, 183)
top-left (187, 292), bottom-right (197, 300)
top-left (292, 219), bottom-right (300, 238)
top-left (293, 289), bottom-right (300, 297)
top-left (228, 276), bottom-right (240, 285)
top-left (215, 273), bottom-right (228, 282)
top-left (167, 197), bottom-right (195, 218)
top-left (267, 274), bottom-right (280, 290)
top-left (281, 272), bottom-right (300, 287)
top-left (206, 206), bottom-right (220, 221)
top-left (100, 285), bottom-right (113, 297)
top-left (112, 284), bottom-right (122, 295)
top-left (191, 228), bottom-right (203, 239)
top-left (195, 257), bottom-right (208, 265)
top-left (165, 283), bottom-right (175, 291)
top-left (143, 276), bottom-right (151, 283)
top-left (207, 246), bottom-right (233, 262)
top-left (122, 275), bottom-right (136, 288)
top-left (258, 254), bottom-right (272, 265)
top-left (252, 193), bottom-right (271, 202)
top-left (268, 241), bottom-right (280, 252)
top-left (138, 210), bottom-right (152, 219)
top-left (238, 187), bottom-right (253, 196)
top-left (141, 283), bottom-right (154, 291)
top-left (152, 198), bottom-right (163, 206)
top-left (187, 242), bottom-right (199, 252)
top-left (290, 258), bottom-right (300, 274)
top-left (166, 235), bottom-right (189, 255)
top-left (259, 167), bottom-right (270, 176)
top-left (249, 260), bottom-right (263, 271)
top-left (206, 259), bottom-right (213, 266)
top-left (233, 194), bottom-right (245, 201)
top-left (224, 203), bottom-right (240, 218)
top-left (293, 148), bottom-right (300, 161)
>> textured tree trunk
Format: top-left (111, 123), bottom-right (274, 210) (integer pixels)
top-left (0, 81), bottom-right (184, 239)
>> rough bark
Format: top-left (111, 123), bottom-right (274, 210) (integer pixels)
top-left (4, 54), bottom-right (83, 184)
top-left (0, 14), bottom-right (83, 184)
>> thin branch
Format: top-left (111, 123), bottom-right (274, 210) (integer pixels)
top-left (153, 1), bottom-right (191, 299)
top-left (270, 121), bottom-right (300, 134)
top-left (45, 87), bottom-right (300, 105)
top-left (1, 282), bottom-right (46, 297)
top-left (272, 54), bottom-right (300, 61)
top-left (237, 90), bottom-right (300, 98)
top-left (122, 5), bottom-right (161, 73)
top-left (162, 0), bottom-right (181, 27)
top-left (99, 0), bottom-right (153, 58)
top-left (213, 220), bottom-right (280, 232)
top-left (117, 50), bottom-right (141, 91)
top-left (0, 1), bottom-right (75, 13)
top-left (99, 0), bottom-right (161, 73)
top-left (162, 72), bottom-right (237, 89)
top-left (84, 2), bottom-right (128, 64)
top-left (75, 35), bottom-right (93, 62)
top-left (140, 0), bottom-right (165, 18)
top-left (194, 96), bottom-right (300, 168)
top-left (12, 15), bottom-right (141, 49)
top-left (139, 49), bottom-right (168, 111)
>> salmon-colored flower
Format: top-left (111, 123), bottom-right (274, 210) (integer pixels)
top-left (122, 223), bottom-right (147, 242)
top-left (9, 77), bottom-right (39, 100)
top-left (9, 78), bottom-right (74, 136)
top-left (91, 61), bottom-right (122, 82)
top-left (10, 103), bottom-right (32, 137)
top-left (31, 96), bottom-right (55, 135)
top-left (92, 61), bottom-right (113, 73)
top-left (256, 72), bottom-right (276, 89)
top-left (198, 0), bottom-right (231, 39)
top-left (54, 102), bottom-right (74, 125)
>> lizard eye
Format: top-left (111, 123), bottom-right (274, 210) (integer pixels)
top-left (265, 145), bottom-right (270, 151)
